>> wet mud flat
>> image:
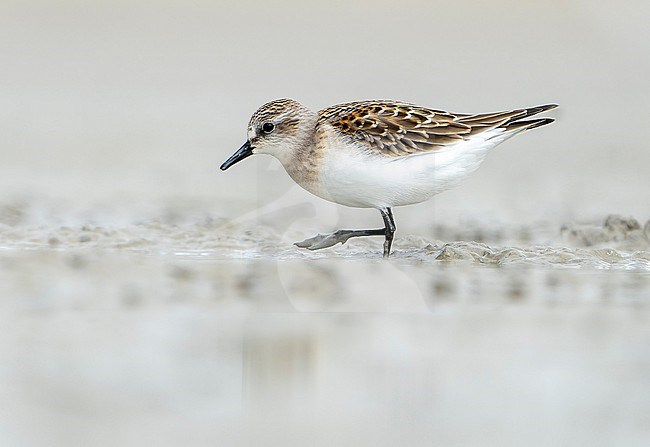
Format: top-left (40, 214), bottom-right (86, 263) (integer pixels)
top-left (1, 210), bottom-right (650, 446)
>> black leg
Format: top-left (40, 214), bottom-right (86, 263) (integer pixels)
top-left (379, 207), bottom-right (396, 258)
top-left (294, 207), bottom-right (396, 257)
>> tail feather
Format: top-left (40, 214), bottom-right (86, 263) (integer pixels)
top-left (504, 117), bottom-right (555, 132)
top-left (502, 104), bottom-right (558, 132)
top-left (515, 104), bottom-right (558, 119)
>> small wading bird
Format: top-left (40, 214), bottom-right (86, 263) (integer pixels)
top-left (221, 99), bottom-right (557, 258)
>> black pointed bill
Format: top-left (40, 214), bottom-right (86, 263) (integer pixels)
top-left (220, 141), bottom-right (253, 171)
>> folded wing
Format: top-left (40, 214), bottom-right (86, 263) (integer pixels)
top-left (318, 100), bottom-right (557, 157)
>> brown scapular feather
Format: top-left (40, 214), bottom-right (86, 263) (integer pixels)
top-left (318, 100), bottom-right (557, 157)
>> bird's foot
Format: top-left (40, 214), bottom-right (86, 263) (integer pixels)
top-left (294, 230), bottom-right (358, 251)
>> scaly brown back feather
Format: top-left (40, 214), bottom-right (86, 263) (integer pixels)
top-left (317, 100), bottom-right (557, 157)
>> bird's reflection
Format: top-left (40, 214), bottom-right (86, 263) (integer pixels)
top-left (241, 330), bottom-right (319, 413)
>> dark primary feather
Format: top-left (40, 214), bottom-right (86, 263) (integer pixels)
top-left (318, 100), bottom-right (557, 157)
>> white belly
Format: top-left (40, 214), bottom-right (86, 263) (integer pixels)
top-left (308, 137), bottom-right (503, 209)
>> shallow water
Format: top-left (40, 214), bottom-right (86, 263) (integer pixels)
top-left (2, 196), bottom-right (650, 446)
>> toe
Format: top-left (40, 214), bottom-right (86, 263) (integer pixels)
top-left (294, 234), bottom-right (337, 250)
top-left (307, 236), bottom-right (339, 250)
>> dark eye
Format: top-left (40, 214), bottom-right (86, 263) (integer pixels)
top-left (261, 122), bottom-right (275, 134)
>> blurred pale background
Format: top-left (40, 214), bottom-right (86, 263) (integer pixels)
top-left (1, 2), bottom-right (650, 447)
top-left (1, 0), bottom-right (649, 230)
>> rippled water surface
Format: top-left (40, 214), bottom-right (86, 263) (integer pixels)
top-left (2, 201), bottom-right (650, 447)
top-left (2, 197), bottom-right (650, 447)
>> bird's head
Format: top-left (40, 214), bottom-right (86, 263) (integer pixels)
top-left (220, 98), bottom-right (317, 171)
